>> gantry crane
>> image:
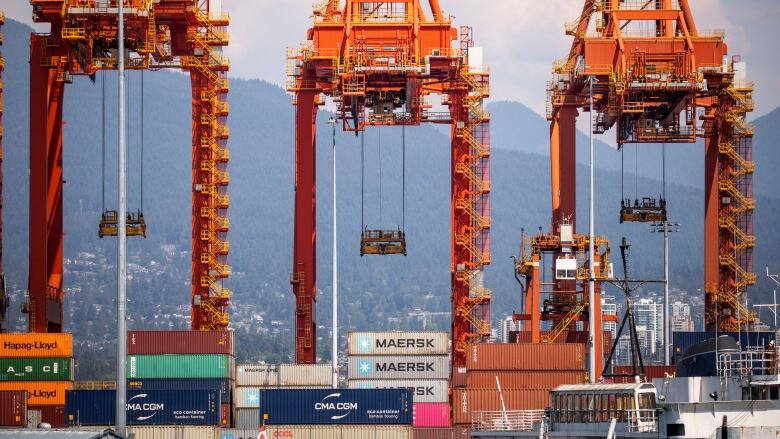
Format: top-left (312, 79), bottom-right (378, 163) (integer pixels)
top-left (540, 0), bottom-right (755, 332)
top-left (0, 11), bottom-right (7, 332)
top-left (287, 0), bottom-right (492, 368)
top-left (26, 0), bottom-right (231, 332)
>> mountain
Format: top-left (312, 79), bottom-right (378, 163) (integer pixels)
top-left (2, 19), bottom-right (780, 378)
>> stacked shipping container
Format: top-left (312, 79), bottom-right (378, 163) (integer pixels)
top-left (346, 332), bottom-right (450, 429)
top-left (0, 333), bottom-right (74, 427)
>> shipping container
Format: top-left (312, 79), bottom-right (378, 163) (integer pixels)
top-left (260, 388), bottom-right (412, 425)
top-left (611, 365), bottom-right (676, 383)
top-left (220, 403), bottom-right (230, 427)
top-left (348, 379), bottom-right (448, 403)
top-left (452, 367), bottom-right (466, 388)
top-left (234, 408), bottom-right (260, 429)
top-left (127, 354), bottom-right (232, 379)
top-left (27, 405), bottom-right (65, 428)
top-left (0, 381), bottom-right (72, 406)
top-left (509, 331), bottom-right (613, 352)
top-left (348, 355), bottom-right (449, 380)
top-left (466, 343), bottom-right (585, 371)
top-left (126, 426), bottom-right (220, 439)
top-left (279, 363), bottom-right (332, 386)
top-left (235, 386), bottom-right (331, 408)
top-left (221, 426), bottom-right (413, 439)
top-left (466, 370), bottom-right (584, 388)
top-left (412, 427), bottom-right (471, 439)
top-left (65, 389), bottom-right (221, 425)
top-left (0, 333), bottom-right (73, 358)
top-left (128, 330), bottom-right (234, 355)
top-left (127, 378), bottom-right (232, 402)
top-left (348, 332), bottom-right (449, 356)
top-left (236, 364), bottom-right (279, 386)
top-left (0, 391), bottom-right (27, 427)
top-left (452, 388), bottom-right (550, 425)
top-left (0, 358), bottom-right (73, 381)
top-left (413, 403), bottom-right (449, 427)
top-left (672, 331), bottom-right (776, 364)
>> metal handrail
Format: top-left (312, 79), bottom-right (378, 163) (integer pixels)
top-left (472, 410), bottom-right (545, 432)
top-left (627, 409), bottom-right (658, 433)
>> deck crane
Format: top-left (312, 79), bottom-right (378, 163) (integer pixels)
top-left (25, 0), bottom-right (231, 332)
top-left (0, 12), bottom-right (7, 332)
top-left (287, 0), bottom-right (492, 370)
top-left (530, 0), bottom-right (756, 338)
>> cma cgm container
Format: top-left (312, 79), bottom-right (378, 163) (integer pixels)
top-left (260, 388), bottom-right (412, 425)
top-left (348, 356), bottom-right (449, 380)
top-left (236, 364), bottom-right (279, 386)
top-left (348, 332), bottom-right (449, 356)
top-left (0, 333), bottom-right (73, 357)
top-left (128, 330), bottom-right (233, 355)
top-left (466, 370), bottom-right (584, 388)
top-left (348, 379), bottom-right (449, 403)
top-left (127, 378), bottom-right (232, 402)
top-left (127, 354), bottom-right (232, 379)
top-left (467, 343), bottom-right (585, 371)
top-left (66, 389), bottom-right (220, 425)
top-left (0, 381), bottom-right (72, 405)
top-left (279, 364), bottom-right (332, 386)
top-left (0, 391), bottom-right (27, 427)
top-left (413, 403), bottom-right (449, 427)
top-left (222, 426), bottom-right (413, 439)
top-left (452, 388), bottom-right (550, 425)
top-left (0, 358), bottom-right (73, 381)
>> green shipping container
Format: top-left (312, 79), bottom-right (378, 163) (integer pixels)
top-left (127, 355), bottom-right (232, 379)
top-left (0, 358), bottom-right (73, 381)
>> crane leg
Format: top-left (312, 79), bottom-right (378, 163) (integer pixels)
top-left (550, 107), bottom-right (578, 234)
top-left (704, 134), bottom-right (720, 330)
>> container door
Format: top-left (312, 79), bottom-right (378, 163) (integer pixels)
top-left (26, 409), bottom-right (42, 428)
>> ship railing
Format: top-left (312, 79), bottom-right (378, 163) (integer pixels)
top-left (717, 347), bottom-right (780, 378)
top-left (471, 410), bottom-right (545, 431)
top-left (627, 409), bottom-right (658, 433)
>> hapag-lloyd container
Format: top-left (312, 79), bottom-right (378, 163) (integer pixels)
top-left (348, 379), bottom-right (449, 403)
top-left (27, 405), bottom-right (66, 428)
top-left (467, 343), bottom-right (585, 371)
top-left (127, 354), bottom-right (232, 379)
top-left (0, 358), bottom-right (73, 381)
top-left (348, 332), bottom-right (449, 356)
top-left (127, 378), bottom-right (232, 402)
top-left (222, 426), bottom-right (413, 439)
top-left (279, 364), bottom-right (331, 386)
top-left (128, 330), bottom-right (233, 355)
top-left (0, 391), bottom-right (27, 427)
top-left (260, 388), bottom-right (413, 425)
top-left (236, 364), bottom-right (279, 386)
top-left (348, 355), bottom-right (449, 380)
top-left (453, 388), bottom-right (551, 425)
top-left (0, 381), bottom-right (72, 406)
top-left (413, 403), bottom-right (449, 427)
top-left (466, 370), bottom-right (584, 388)
top-left (0, 333), bottom-right (73, 358)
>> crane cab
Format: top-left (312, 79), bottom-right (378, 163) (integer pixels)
top-left (360, 228), bottom-right (407, 256)
top-left (555, 257), bottom-right (578, 280)
top-left (620, 197), bottom-right (667, 223)
top-left (99, 209), bottom-right (147, 238)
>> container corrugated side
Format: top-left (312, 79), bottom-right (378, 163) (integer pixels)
top-left (452, 388), bottom-right (551, 424)
top-left (466, 370), bottom-right (584, 388)
top-left (348, 379), bottom-right (448, 403)
top-left (279, 363), bottom-right (332, 386)
top-left (0, 391), bottom-right (27, 427)
top-left (127, 378), bottom-right (232, 402)
top-left (234, 408), bottom-right (260, 429)
top-left (0, 381), bottom-right (71, 406)
top-left (413, 403), bottom-right (449, 427)
top-left (66, 389), bottom-right (221, 425)
top-left (128, 330), bottom-right (234, 355)
top-left (27, 405), bottom-right (65, 428)
top-left (509, 331), bottom-right (613, 352)
top-left (236, 364), bottom-right (279, 386)
top-left (412, 427), bottom-right (471, 439)
top-left (0, 333), bottom-right (73, 358)
top-left (127, 354), bottom-right (232, 379)
top-left (0, 358), bottom-right (73, 381)
top-left (222, 426), bottom-right (413, 439)
top-left (126, 426), bottom-right (220, 439)
top-left (348, 332), bottom-right (449, 356)
top-left (466, 343), bottom-right (585, 371)
top-left (452, 367), bottom-right (467, 388)
top-left (235, 386), bottom-right (331, 408)
top-left (348, 355), bottom-right (449, 380)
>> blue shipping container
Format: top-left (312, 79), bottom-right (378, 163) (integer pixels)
top-left (66, 389), bottom-right (220, 425)
top-left (259, 388), bottom-right (412, 425)
top-left (673, 331), bottom-right (776, 364)
top-left (127, 378), bottom-right (232, 402)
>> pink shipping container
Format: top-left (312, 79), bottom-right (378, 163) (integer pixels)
top-left (412, 427), bottom-right (471, 439)
top-left (413, 403), bottom-right (450, 427)
top-left (127, 330), bottom-right (233, 355)
top-left (452, 388), bottom-right (551, 425)
top-left (0, 391), bottom-right (27, 427)
top-left (466, 343), bottom-right (585, 371)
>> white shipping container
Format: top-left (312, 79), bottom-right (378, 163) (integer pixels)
top-left (236, 363), bottom-right (279, 386)
top-left (348, 332), bottom-right (449, 356)
top-left (235, 385), bottom-right (331, 408)
top-left (125, 426), bottom-right (219, 439)
top-left (223, 426), bottom-right (412, 439)
top-left (234, 407), bottom-right (261, 429)
top-left (348, 379), bottom-right (449, 403)
top-left (279, 363), bottom-right (332, 386)
top-left (348, 355), bottom-right (450, 380)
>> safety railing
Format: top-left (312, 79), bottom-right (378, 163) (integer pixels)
top-left (472, 410), bottom-right (545, 432)
top-left (627, 409), bottom-right (659, 433)
top-left (717, 347), bottom-right (780, 378)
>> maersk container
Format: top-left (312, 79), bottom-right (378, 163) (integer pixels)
top-left (127, 378), bottom-right (232, 402)
top-left (672, 331), bottom-right (776, 364)
top-left (127, 354), bottom-right (232, 379)
top-left (348, 379), bottom-right (449, 403)
top-left (66, 389), bottom-right (220, 425)
top-left (260, 388), bottom-right (413, 425)
top-left (0, 333), bottom-right (73, 358)
top-left (128, 330), bottom-right (234, 355)
top-left (220, 426), bottom-right (413, 439)
top-left (235, 386), bottom-right (332, 408)
top-left (279, 363), bottom-right (332, 386)
top-left (348, 356), bottom-right (449, 380)
top-left (236, 364), bottom-right (279, 386)
top-left (0, 358), bottom-right (73, 381)
top-left (348, 332), bottom-right (449, 356)
top-left (0, 391), bottom-right (27, 427)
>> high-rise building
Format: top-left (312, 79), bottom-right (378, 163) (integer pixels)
top-left (671, 301), bottom-right (694, 332)
top-left (634, 298), bottom-right (663, 351)
top-left (498, 315), bottom-right (521, 343)
top-left (602, 295), bottom-right (618, 348)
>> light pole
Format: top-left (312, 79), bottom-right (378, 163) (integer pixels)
top-left (329, 116), bottom-right (338, 389)
top-left (651, 221), bottom-right (680, 366)
top-left (587, 75), bottom-right (598, 384)
top-left (116, 0), bottom-right (128, 435)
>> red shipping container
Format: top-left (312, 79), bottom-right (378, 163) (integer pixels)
top-left (467, 343), bottom-right (585, 371)
top-left (0, 391), bottom-right (27, 427)
top-left (612, 365), bottom-right (676, 383)
top-left (452, 388), bottom-right (550, 425)
top-left (412, 427), bottom-right (471, 439)
top-left (128, 330), bottom-right (233, 355)
top-left (414, 403), bottom-right (450, 427)
top-left (220, 403), bottom-right (230, 427)
top-left (452, 367), bottom-right (467, 388)
top-left (466, 370), bottom-right (584, 388)
top-left (509, 331), bottom-right (613, 352)
top-left (28, 405), bottom-right (66, 428)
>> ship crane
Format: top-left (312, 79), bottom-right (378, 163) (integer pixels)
top-left (288, 0), bottom-right (492, 375)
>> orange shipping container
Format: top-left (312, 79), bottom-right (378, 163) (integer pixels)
top-left (452, 388), bottom-right (550, 424)
top-left (466, 370), bottom-right (584, 388)
top-left (509, 331), bottom-right (613, 352)
top-left (0, 382), bottom-right (72, 406)
top-left (467, 343), bottom-right (585, 371)
top-left (0, 333), bottom-right (73, 358)
top-left (612, 365), bottom-right (676, 383)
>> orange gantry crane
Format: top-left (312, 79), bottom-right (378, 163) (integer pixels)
top-left (26, 0), bottom-right (231, 332)
top-left (523, 0), bottom-right (755, 340)
top-left (287, 0), bottom-right (492, 367)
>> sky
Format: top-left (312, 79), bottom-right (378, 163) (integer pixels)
top-left (4, 0), bottom-right (780, 117)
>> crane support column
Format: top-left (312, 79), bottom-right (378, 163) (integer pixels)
top-left (704, 134), bottom-right (720, 325)
top-left (550, 107), bottom-right (577, 234)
